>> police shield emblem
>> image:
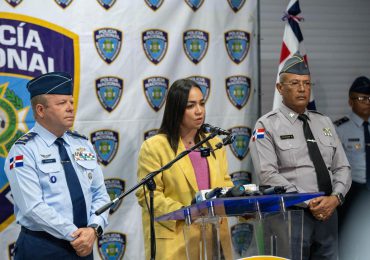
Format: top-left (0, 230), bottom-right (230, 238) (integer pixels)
top-left (231, 223), bottom-right (253, 257)
top-left (227, 0), bottom-right (246, 13)
top-left (183, 30), bottom-right (209, 64)
top-left (105, 178), bottom-right (125, 214)
top-left (229, 126), bottom-right (251, 160)
top-left (145, 0), bottom-right (164, 11)
top-left (98, 232), bottom-right (126, 259)
top-left (142, 30), bottom-right (168, 64)
top-left (187, 76), bottom-right (210, 103)
top-left (225, 30), bottom-right (250, 64)
top-left (144, 129), bottom-right (159, 140)
top-left (143, 77), bottom-right (169, 111)
top-left (226, 76), bottom-right (251, 109)
top-left (90, 130), bottom-right (119, 166)
top-left (97, 0), bottom-right (117, 10)
top-left (5, 0), bottom-right (22, 7)
top-left (55, 0), bottom-right (73, 8)
top-left (94, 28), bottom-right (122, 64)
top-left (185, 0), bottom-right (204, 11)
top-left (95, 77), bottom-right (123, 113)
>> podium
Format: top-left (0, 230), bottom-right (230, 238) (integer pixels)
top-left (156, 193), bottom-right (322, 260)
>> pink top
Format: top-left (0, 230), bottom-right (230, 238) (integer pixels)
top-left (188, 150), bottom-right (210, 190)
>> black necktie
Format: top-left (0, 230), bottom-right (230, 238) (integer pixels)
top-left (298, 114), bottom-right (333, 195)
top-left (363, 121), bottom-right (370, 189)
top-left (55, 138), bottom-right (87, 227)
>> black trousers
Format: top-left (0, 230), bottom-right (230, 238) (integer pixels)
top-left (14, 227), bottom-right (93, 260)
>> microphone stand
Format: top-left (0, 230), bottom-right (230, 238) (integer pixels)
top-left (95, 130), bottom-right (220, 260)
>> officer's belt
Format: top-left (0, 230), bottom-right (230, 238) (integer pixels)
top-left (21, 226), bottom-right (73, 251)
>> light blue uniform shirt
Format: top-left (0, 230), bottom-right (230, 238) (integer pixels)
top-left (4, 122), bottom-right (110, 241)
top-left (335, 112), bottom-right (367, 184)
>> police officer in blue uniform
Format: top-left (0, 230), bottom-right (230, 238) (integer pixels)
top-left (335, 76), bottom-right (370, 258)
top-left (4, 72), bottom-right (110, 259)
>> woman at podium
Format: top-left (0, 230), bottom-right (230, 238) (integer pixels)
top-left (136, 79), bottom-right (233, 260)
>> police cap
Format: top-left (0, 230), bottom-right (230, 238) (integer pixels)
top-left (349, 76), bottom-right (370, 95)
top-left (27, 72), bottom-right (73, 98)
top-left (279, 52), bottom-right (310, 75)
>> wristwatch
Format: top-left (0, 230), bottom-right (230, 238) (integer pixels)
top-left (88, 224), bottom-right (103, 237)
top-left (331, 192), bottom-right (344, 206)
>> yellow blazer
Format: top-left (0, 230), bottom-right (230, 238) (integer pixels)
top-left (136, 134), bottom-right (233, 260)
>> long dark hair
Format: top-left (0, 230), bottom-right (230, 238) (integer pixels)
top-left (159, 79), bottom-right (204, 154)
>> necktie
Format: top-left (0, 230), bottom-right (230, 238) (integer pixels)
top-left (363, 121), bottom-right (370, 189)
top-left (298, 114), bottom-right (333, 195)
top-left (55, 138), bottom-right (87, 227)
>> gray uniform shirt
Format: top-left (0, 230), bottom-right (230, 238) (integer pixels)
top-left (249, 104), bottom-right (351, 196)
top-left (335, 112), bottom-right (367, 184)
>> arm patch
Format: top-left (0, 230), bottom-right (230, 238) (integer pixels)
top-left (15, 132), bottom-right (37, 145)
top-left (66, 130), bottom-right (88, 140)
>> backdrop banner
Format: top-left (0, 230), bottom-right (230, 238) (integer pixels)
top-left (0, 1), bottom-right (257, 259)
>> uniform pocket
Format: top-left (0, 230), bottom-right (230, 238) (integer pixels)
top-left (275, 139), bottom-right (300, 167)
top-left (317, 135), bottom-right (335, 165)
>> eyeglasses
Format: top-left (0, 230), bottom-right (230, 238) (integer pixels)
top-left (281, 80), bottom-right (313, 89)
top-left (351, 96), bottom-right (370, 103)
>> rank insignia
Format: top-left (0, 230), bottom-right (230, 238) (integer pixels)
top-left (323, 128), bottom-right (332, 136)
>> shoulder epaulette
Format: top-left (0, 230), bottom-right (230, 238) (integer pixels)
top-left (333, 116), bottom-right (349, 127)
top-left (15, 132), bottom-right (37, 145)
top-left (66, 130), bottom-right (88, 140)
top-left (265, 110), bottom-right (278, 118)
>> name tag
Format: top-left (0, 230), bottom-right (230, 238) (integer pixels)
top-left (42, 159), bottom-right (56, 164)
top-left (280, 134), bottom-right (294, 140)
top-left (348, 138), bottom-right (360, 142)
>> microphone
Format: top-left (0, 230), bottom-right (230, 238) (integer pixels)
top-left (205, 187), bottom-right (223, 199)
top-left (192, 187), bottom-right (226, 204)
top-left (201, 123), bottom-right (231, 135)
top-left (221, 184), bottom-right (245, 198)
top-left (259, 186), bottom-right (286, 195)
top-left (222, 134), bottom-right (235, 146)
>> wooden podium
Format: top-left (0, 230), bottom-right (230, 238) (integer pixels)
top-left (156, 193), bottom-right (323, 260)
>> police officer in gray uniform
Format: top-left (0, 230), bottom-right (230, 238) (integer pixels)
top-left (335, 76), bottom-right (370, 258)
top-left (249, 53), bottom-right (351, 260)
top-left (4, 72), bottom-right (110, 259)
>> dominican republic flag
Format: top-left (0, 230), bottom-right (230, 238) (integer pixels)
top-left (252, 128), bottom-right (265, 141)
top-left (272, 0), bottom-right (316, 110)
top-left (10, 155), bottom-right (24, 170)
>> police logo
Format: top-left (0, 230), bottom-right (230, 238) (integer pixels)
top-left (144, 129), bottom-right (159, 141)
top-left (90, 130), bottom-right (119, 166)
top-left (230, 171), bottom-right (252, 186)
top-left (98, 232), bottom-right (126, 259)
top-left (97, 0), bottom-right (117, 10)
top-left (226, 76), bottom-right (251, 109)
top-left (94, 28), bottom-right (122, 64)
top-left (5, 0), bottom-right (22, 7)
top-left (185, 0), bottom-right (204, 11)
top-left (183, 30), bottom-right (209, 64)
top-left (145, 0), bottom-right (164, 11)
top-left (105, 178), bottom-right (125, 215)
top-left (142, 30), bottom-right (168, 64)
top-left (227, 0), bottom-right (246, 13)
top-left (187, 76), bottom-right (210, 103)
top-left (8, 241), bottom-right (15, 259)
top-left (55, 0), bottom-right (73, 9)
top-left (231, 223), bottom-right (253, 257)
top-left (95, 77), bottom-right (123, 113)
top-left (228, 126), bottom-right (251, 160)
top-left (0, 13), bottom-right (79, 231)
top-left (225, 30), bottom-right (250, 64)
top-left (143, 77), bottom-right (169, 112)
